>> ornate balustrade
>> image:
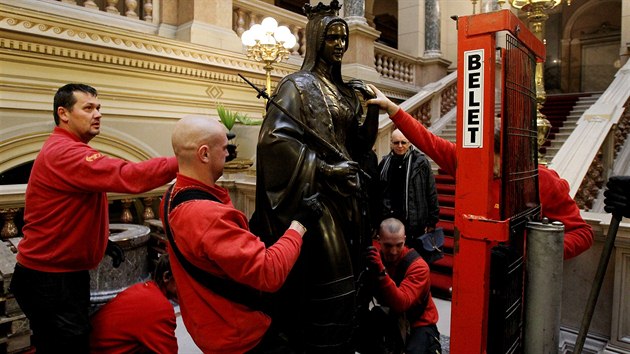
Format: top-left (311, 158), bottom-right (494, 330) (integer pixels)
top-left (55, 0), bottom-right (153, 21)
top-left (374, 71), bottom-right (458, 158)
top-left (233, 0), bottom-right (306, 58)
top-left (0, 184), bottom-right (166, 240)
top-left (0, 171), bottom-right (258, 240)
top-left (374, 43), bottom-right (416, 85)
top-left (550, 59), bottom-right (630, 198)
top-left (574, 99), bottom-right (630, 210)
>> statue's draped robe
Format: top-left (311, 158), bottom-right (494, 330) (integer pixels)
top-left (252, 70), bottom-right (376, 352)
top-left (251, 13), bottom-right (378, 352)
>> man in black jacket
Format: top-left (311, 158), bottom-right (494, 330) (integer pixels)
top-left (379, 129), bottom-right (440, 239)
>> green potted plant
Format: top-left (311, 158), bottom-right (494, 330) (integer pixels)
top-left (216, 104), bottom-right (261, 163)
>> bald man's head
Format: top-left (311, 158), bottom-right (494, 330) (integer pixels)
top-left (172, 115), bottom-right (226, 165)
top-left (390, 129), bottom-right (410, 155)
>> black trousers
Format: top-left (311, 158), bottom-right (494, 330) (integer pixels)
top-left (10, 264), bottom-right (91, 354)
top-left (405, 324), bottom-right (442, 354)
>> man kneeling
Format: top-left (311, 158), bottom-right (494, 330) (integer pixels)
top-left (363, 218), bottom-right (442, 354)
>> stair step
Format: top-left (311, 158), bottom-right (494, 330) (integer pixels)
top-left (430, 271), bottom-right (453, 300)
top-left (435, 174), bottom-right (455, 184)
top-left (437, 221), bottom-right (454, 235)
top-left (439, 206), bottom-right (455, 219)
top-left (432, 253), bottom-right (453, 269)
top-left (438, 194), bottom-right (455, 207)
top-left (437, 184), bottom-right (455, 194)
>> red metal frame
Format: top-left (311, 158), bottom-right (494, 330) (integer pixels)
top-left (451, 10), bottom-right (545, 353)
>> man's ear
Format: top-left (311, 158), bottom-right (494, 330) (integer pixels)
top-left (198, 145), bottom-right (210, 162)
top-left (58, 107), bottom-right (69, 124)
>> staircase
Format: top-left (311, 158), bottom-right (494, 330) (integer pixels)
top-left (427, 118), bottom-right (457, 300)
top-left (540, 93), bottom-right (600, 161)
top-left (425, 93), bottom-right (600, 300)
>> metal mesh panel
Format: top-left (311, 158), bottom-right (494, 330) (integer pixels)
top-left (501, 33), bottom-right (539, 221)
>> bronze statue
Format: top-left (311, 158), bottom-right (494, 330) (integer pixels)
top-left (250, 1), bottom-right (379, 352)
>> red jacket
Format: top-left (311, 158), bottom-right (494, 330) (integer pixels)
top-left (18, 127), bottom-right (178, 272)
top-left (90, 280), bottom-right (177, 354)
top-left (390, 108), bottom-right (594, 259)
top-left (161, 174), bottom-right (303, 353)
top-left (375, 246), bottom-right (439, 328)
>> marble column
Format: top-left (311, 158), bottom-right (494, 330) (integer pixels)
top-left (344, 0), bottom-right (366, 24)
top-left (342, 0), bottom-right (380, 81)
top-left (424, 0), bottom-right (441, 58)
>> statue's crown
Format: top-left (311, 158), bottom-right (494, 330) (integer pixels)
top-left (303, 0), bottom-right (341, 19)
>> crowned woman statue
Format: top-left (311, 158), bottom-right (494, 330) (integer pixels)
top-left (250, 0), bottom-right (379, 352)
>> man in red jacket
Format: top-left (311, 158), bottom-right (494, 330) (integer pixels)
top-left (364, 218), bottom-right (441, 354)
top-left (10, 83), bottom-right (178, 353)
top-left (366, 84), bottom-right (594, 259)
top-left (162, 115), bottom-right (321, 353)
top-left (90, 254), bottom-right (178, 353)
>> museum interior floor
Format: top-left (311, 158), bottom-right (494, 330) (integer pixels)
top-left (174, 298), bottom-right (452, 353)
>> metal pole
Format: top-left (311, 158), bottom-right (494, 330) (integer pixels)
top-left (573, 214), bottom-right (622, 354)
top-left (524, 220), bottom-right (565, 354)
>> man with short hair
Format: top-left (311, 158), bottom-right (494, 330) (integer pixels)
top-left (363, 218), bottom-right (442, 354)
top-left (379, 129), bottom-right (439, 239)
top-left (162, 116), bottom-right (321, 353)
top-left (10, 83), bottom-right (178, 353)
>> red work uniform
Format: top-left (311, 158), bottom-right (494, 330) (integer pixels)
top-left (375, 246), bottom-right (440, 327)
top-left (389, 108), bottom-right (594, 259)
top-left (161, 174), bottom-right (303, 353)
top-left (90, 280), bottom-right (177, 354)
top-left (19, 127), bottom-right (178, 272)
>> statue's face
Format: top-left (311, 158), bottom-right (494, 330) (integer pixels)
top-left (321, 22), bottom-right (347, 65)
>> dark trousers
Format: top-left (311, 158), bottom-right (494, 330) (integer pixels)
top-left (10, 264), bottom-right (91, 354)
top-left (405, 324), bottom-right (442, 354)
top-left (357, 306), bottom-right (441, 354)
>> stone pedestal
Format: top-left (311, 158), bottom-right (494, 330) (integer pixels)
top-left (89, 224), bottom-right (151, 305)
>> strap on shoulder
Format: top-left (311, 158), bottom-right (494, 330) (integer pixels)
top-left (163, 185), bottom-right (267, 313)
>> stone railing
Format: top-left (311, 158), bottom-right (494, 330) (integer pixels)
top-left (0, 184), bottom-right (167, 240)
top-left (373, 71), bottom-right (458, 158)
top-left (0, 170), bottom-right (258, 240)
top-left (374, 43), bottom-right (416, 85)
top-left (233, 0), bottom-right (307, 57)
top-left (55, 0), bottom-right (153, 22)
top-left (574, 99), bottom-right (630, 210)
top-left (550, 59), bottom-right (630, 198)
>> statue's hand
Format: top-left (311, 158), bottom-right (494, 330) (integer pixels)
top-left (347, 79), bottom-right (375, 99)
top-left (319, 160), bottom-right (360, 192)
top-left (320, 160), bottom-right (359, 179)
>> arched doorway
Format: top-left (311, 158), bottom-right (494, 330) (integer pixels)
top-left (559, 0), bottom-right (621, 93)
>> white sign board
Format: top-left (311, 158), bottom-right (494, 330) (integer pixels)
top-left (463, 49), bottom-right (484, 148)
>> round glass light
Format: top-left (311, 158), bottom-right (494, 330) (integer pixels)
top-left (261, 17), bottom-right (278, 32)
top-left (241, 30), bottom-right (256, 46)
top-left (282, 34), bottom-right (297, 49)
top-left (249, 24), bottom-right (264, 42)
top-left (274, 26), bottom-right (292, 42)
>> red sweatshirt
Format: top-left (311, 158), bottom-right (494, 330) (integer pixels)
top-left (90, 280), bottom-right (177, 354)
top-left (390, 108), bottom-right (594, 259)
top-left (18, 127), bottom-right (178, 272)
top-left (161, 174), bottom-right (303, 353)
top-left (376, 246), bottom-right (440, 328)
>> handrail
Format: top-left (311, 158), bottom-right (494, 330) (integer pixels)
top-left (374, 72), bottom-right (458, 158)
top-left (549, 59), bottom-right (630, 197)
